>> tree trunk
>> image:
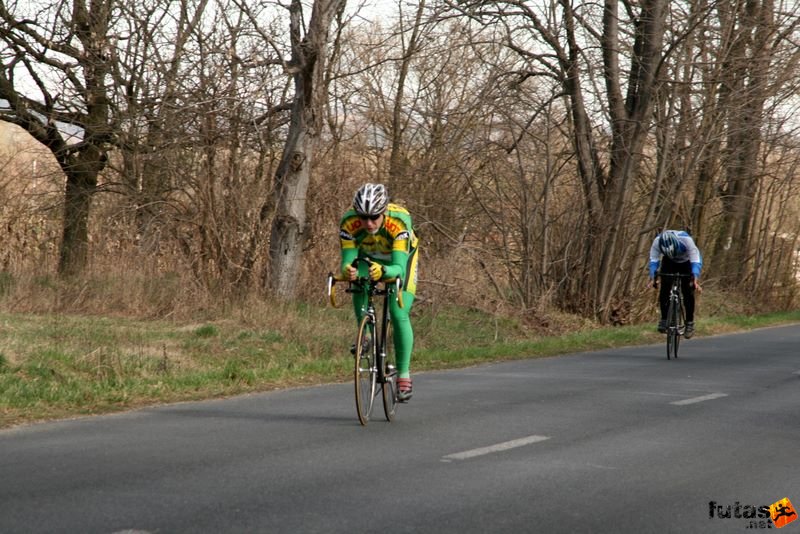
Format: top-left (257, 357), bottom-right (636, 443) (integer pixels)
top-left (593, 0), bottom-right (668, 319)
top-left (267, 0), bottom-right (346, 299)
top-left (59, 166), bottom-right (98, 276)
top-left (711, 0), bottom-right (775, 286)
top-left (388, 0), bottom-right (426, 185)
top-left (269, 132), bottom-right (312, 298)
top-left (0, 0), bottom-right (113, 276)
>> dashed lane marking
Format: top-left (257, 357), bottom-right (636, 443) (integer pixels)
top-left (670, 393), bottom-right (728, 406)
top-left (441, 435), bottom-right (550, 462)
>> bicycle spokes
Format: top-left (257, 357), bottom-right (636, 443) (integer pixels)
top-left (335, 267), bottom-right (402, 425)
top-left (354, 317), bottom-right (377, 425)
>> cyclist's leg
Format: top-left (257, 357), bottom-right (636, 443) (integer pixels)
top-left (349, 263), bottom-right (371, 355)
top-left (680, 271), bottom-right (695, 322)
top-left (658, 276), bottom-right (670, 321)
top-left (351, 289), bottom-right (368, 324)
top-left (393, 244), bottom-right (419, 379)
top-left (679, 262), bottom-right (695, 337)
top-left (390, 291), bottom-right (414, 378)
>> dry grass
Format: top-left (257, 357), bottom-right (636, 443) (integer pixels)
top-left (2, 127), bottom-right (798, 428)
top-left (2, 265), bottom-right (799, 429)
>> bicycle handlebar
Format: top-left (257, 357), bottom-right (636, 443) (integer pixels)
top-left (653, 272), bottom-right (695, 290)
top-left (326, 258), bottom-right (404, 309)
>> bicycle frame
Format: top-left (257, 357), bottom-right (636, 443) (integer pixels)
top-left (327, 258), bottom-right (404, 424)
top-left (351, 277), bottom-right (392, 383)
top-left (657, 272), bottom-right (690, 360)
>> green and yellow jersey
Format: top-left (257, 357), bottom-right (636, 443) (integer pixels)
top-left (339, 203), bottom-right (419, 294)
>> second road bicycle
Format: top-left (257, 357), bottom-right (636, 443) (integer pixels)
top-left (657, 272), bottom-right (692, 360)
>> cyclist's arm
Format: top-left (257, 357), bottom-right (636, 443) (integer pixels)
top-left (689, 250), bottom-right (702, 291)
top-left (682, 236), bottom-right (703, 279)
top-left (339, 215), bottom-right (360, 278)
top-left (380, 218), bottom-right (414, 280)
top-left (648, 237), bottom-right (661, 280)
top-left (340, 247), bottom-right (358, 273)
top-left (382, 248), bottom-right (409, 280)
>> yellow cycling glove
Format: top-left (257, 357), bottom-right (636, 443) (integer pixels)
top-left (368, 261), bottom-right (384, 281)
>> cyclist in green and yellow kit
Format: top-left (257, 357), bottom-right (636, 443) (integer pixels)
top-left (339, 183), bottom-right (419, 401)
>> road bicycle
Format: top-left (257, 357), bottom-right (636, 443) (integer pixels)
top-left (327, 258), bottom-right (404, 425)
top-left (657, 272), bottom-right (692, 360)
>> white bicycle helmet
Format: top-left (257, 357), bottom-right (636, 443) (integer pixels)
top-left (353, 183), bottom-right (388, 216)
top-left (658, 231), bottom-right (683, 259)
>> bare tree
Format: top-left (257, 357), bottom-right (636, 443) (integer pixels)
top-left (440, 0), bottom-right (670, 320)
top-left (711, 0), bottom-right (780, 285)
top-left (111, 0), bottom-right (212, 251)
top-left (239, 0), bottom-right (347, 298)
top-left (648, 0), bottom-right (799, 291)
top-left (0, 0), bottom-right (117, 275)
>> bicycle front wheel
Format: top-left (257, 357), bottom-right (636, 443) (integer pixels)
top-left (667, 328), bottom-right (679, 359)
top-left (381, 320), bottom-right (398, 422)
top-left (667, 300), bottom-right (678, 360)
top-left (354, 316), bottom-right (377, 425)
top-left (666, 299), bottom-right (680, 360)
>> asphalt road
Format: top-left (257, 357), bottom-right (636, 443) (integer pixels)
top-left (2, 324), bottom-right (799, 533)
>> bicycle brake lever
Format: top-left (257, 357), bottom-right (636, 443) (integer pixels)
top-left (326, 273), bottom-right (338, 307)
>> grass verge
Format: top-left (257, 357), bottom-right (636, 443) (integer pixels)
top-left (2, 305), bottom-right (799, 429)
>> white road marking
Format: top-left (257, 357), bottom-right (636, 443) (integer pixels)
top-left (586, 463), bottom-right (619, 470)
top-left (670, 393), bottom-right (728, 406)
top-left (442, 435), bottom-right (550, 462)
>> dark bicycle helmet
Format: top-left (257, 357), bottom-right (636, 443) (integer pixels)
top-left (658, 231), bottom-right (683, 259)
top-left (353, 183), bottom-right (388, 216)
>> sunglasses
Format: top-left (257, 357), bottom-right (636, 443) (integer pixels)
top-left (358, 213), bottom-right (382, 221)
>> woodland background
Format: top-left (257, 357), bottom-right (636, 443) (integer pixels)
top-left (1, 0), bottom-right (799, 326)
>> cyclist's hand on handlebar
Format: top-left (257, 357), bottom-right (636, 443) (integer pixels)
top-left (650, 278), bottom-right (658, 289)
top-left (368, 261), bottom-right (384, 281)
top-left (343, 265), bottom-right (358, 281)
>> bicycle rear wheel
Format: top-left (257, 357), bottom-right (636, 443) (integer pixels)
top-left (354, 316), bottom-right (377, 425)
top-left (381, 320), bottom-right (398, 421)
